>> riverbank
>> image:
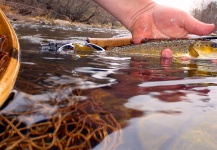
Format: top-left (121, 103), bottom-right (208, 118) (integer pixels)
top-left (1, 5), bottom-right (125, 30)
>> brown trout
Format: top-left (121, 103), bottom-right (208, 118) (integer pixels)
top-left (106, 39), bottom-right (217, 59)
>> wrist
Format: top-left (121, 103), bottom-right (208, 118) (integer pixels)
top-left (93, 0), bottom-right (156, 29)
top-left (126, 1), bottom-right (157, 30)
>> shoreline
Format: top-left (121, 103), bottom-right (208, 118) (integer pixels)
top-left (4, 11), bottom-right (126, 30)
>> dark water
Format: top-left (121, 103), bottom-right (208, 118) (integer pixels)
top-left (1, 22), bottom-right (217, 150)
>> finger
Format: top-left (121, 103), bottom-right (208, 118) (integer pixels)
top-left (184, 15), bottom-right (215, 35)
top-left (161, 48), bottom-right (173, 58)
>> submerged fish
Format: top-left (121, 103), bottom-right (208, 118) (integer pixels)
top-left (106, 39), bottom-right (217, 59)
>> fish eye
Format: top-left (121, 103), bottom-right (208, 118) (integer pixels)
top-left (212, 43), bottom-right (217, 48)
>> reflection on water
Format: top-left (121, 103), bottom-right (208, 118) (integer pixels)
top-left (1, 23), bottom-right (217, 149)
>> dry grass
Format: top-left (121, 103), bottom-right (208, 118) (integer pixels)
top-left (0, 5), bottom-right (14, 14)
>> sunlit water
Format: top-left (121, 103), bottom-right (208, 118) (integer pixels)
top-left (1, 22), bottom-right (217, 149)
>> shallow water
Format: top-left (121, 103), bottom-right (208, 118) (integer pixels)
top-left (1, 22), bottom-right (217, 149)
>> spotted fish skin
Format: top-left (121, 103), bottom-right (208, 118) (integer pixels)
top-left (193, 41), bottom-right (217, 58)
top-left (106, 39), bottom-right (216, 58)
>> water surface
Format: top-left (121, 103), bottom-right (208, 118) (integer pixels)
top-left (1, 22), bottom-right (217, 150)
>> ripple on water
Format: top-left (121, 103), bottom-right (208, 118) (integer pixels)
top-left (3, 22), bottom-right (217, 149)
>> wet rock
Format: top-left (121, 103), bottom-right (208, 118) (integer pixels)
top-left (11, 18), bottom-right (18, 21)
top-left (53, 19), bottom-right (72, 26)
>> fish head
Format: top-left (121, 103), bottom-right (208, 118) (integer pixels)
top-left (192, 40), bottom-right (217, 58)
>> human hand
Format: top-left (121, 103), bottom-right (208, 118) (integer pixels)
top-left (129, 4), bottom-right (215, 44)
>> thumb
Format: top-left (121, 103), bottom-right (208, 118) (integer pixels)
top-left (185, 15), bottom-right (215, 35)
